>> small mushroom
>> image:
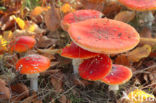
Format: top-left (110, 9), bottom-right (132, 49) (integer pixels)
top-left (61, 42), bottom-right (99, 74)
top-left (118, 0), bottom-right (156, 29)
top-left (78, 54), bottom-right (112, 81)
top-left (68, 18), bottom-right (140, 54)
top-left (10, 36), bottom-right (36, 53)
top-left (15, 54), bottom-right (50, 91)
top-left (61, 9), bottom-right (103, 31)
top-left (100, 64), bottom-right (132, 92)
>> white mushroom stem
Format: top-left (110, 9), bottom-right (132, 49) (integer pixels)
top-left (72, 59), bottom-right (83, 74)
top-left (138, 11), bottom-right (155, 29)
top-left (109, 85), bottom-right (119, 92)
top-left (27, 73), bottom-right (39, 92)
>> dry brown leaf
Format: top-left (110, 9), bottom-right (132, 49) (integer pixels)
top-left (115, 54), bottom-right (131, 66)
top-left (22, 92), bottom-right (42, 103)
top-left (44, 5), bottom-right (60, 32)
top-left (59, 95), bottom-right (67, 103)
top-left (80, 0), bottom-right (105, 11)
top-left (0, 79), bottom-right (11, 99)
top-left (126, 45), bottom-right (151, 62)
top-left (114, 11), bottom-right (135, 23)
top-left (37, 36), bottom-right (57, 48)
top-left (1, 15), bottom-right (16, 31)
top-left (140, 37), bottom-right (156, 47)
top-left (74, 78), bottom-right (91, 87)
top-left (51, 72), bottom-right (64, 93)
top-left (103, 1), bottom-right (121, 18)
top-left (140, 27), bottom-right (152, 38)
top-left (11, 83), bottom-right (29, 101)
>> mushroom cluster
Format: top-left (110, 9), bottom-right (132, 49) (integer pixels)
top-left (61, 9), bottom-right (140, 92)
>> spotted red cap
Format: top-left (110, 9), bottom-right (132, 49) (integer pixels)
top-left (78, 54), bottom-right (112, 81)
top-left (10, 36), bottom-right (36, 53)
top-left (118, 0), bottom-right (156, 11)
top-left (61, 9), bottom-right (103, 31)
top-left (16, 54), bottom-right (50, 74)
top-left (101, 64), bottom-right (132, 85)
top-left (68, 18), bottom-right (140, 54)
top-left (61, 42), bottom-right (99, 59)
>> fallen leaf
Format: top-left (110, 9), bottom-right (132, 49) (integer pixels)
top-left (30, 6), bottom-right (50, 23)
top-left (37, 36), bottom-right (57, 48)
top-left (126, 45), bottom-right (151, 62)
top-left (114, 11), bottom-right (135, 23)
top-left (115, 54), bottom-right (131, 66)
top-left (13, 16), bottom-right (26, 29)
top-left (30, 6), bottom-right (50, 17)
top-left (51, 72), bottom-right (64, 93)
top-left (80, 0), bottom-right (105, 11)
top-left (60, 3), bottom-right (75, 14)
top-left (44, 5), bottom-right (60, 32)
top-left (11, 83), bottom-right (29, 101)
top-left (22, 92), bottom-right (42, 103)
top-left (103, 1), bottom-right (121, 18)
top-left (140, 27), bottom-right (152, 38)
top-left (0, 79), bottom-right (11, 99)
top-left (140, 37), bottom-right (156, 47)
top-left (74, 78), bottom-right (91, 87)
top-left (59, 95), bottom-right (67, 103)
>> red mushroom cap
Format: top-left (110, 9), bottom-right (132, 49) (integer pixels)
top-left (101, 64), bottom-right (132, 85)
top-left (61, 42), bottom-right (99, 59)
top-left (68, 18), bottom-right (140, 54)
top-left (16, 54), bottom-right (50, 74)
top-left (118, 0), bottom-right (156, 11)
top-left (61, 9), bottom-right (103, 31)
top-left (10, 36), bottom-right (36, 53)
top-left (78, 54), bottom-right (112, 81)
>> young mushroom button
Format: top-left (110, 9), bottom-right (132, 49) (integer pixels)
top-left (16, 54), bottom-right (50, 91)
top-left (68, 18), bottom-right (140, 54)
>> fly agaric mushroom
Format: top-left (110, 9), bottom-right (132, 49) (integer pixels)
top-left (101, 64), bottom-right (132, 92)
top-left (118, 0), bottom-right (156, 29)
top-left (16, 54), bottom-right (50, 91)
top-left (10, 36), bottom-right (36, 53)
top-left (61, 42), bottom-right (99, 74)
top-left (68, 18), bottom-right (140, 54)
top-left (61, 9), bottom-right (103, 31)
top-left (78, 54), bottom-right (112, 81)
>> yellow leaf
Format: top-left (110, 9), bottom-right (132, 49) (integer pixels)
top-left (60, 3), bottom-right (75, 14)
top-left (114, 11), bottom-right (135, 23)
top-left (27, 24), bottom-right (36, 32)
top-left (126, 45), bottom-right (151, 62)
top-left (0, 35), bottom-right (7, 52)
top-left (14, 17), bottom-right (25, 29)
top-left (0, 35), bottom-right (7, 47)
top-left (11, 15), bottom-right (25, 29)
